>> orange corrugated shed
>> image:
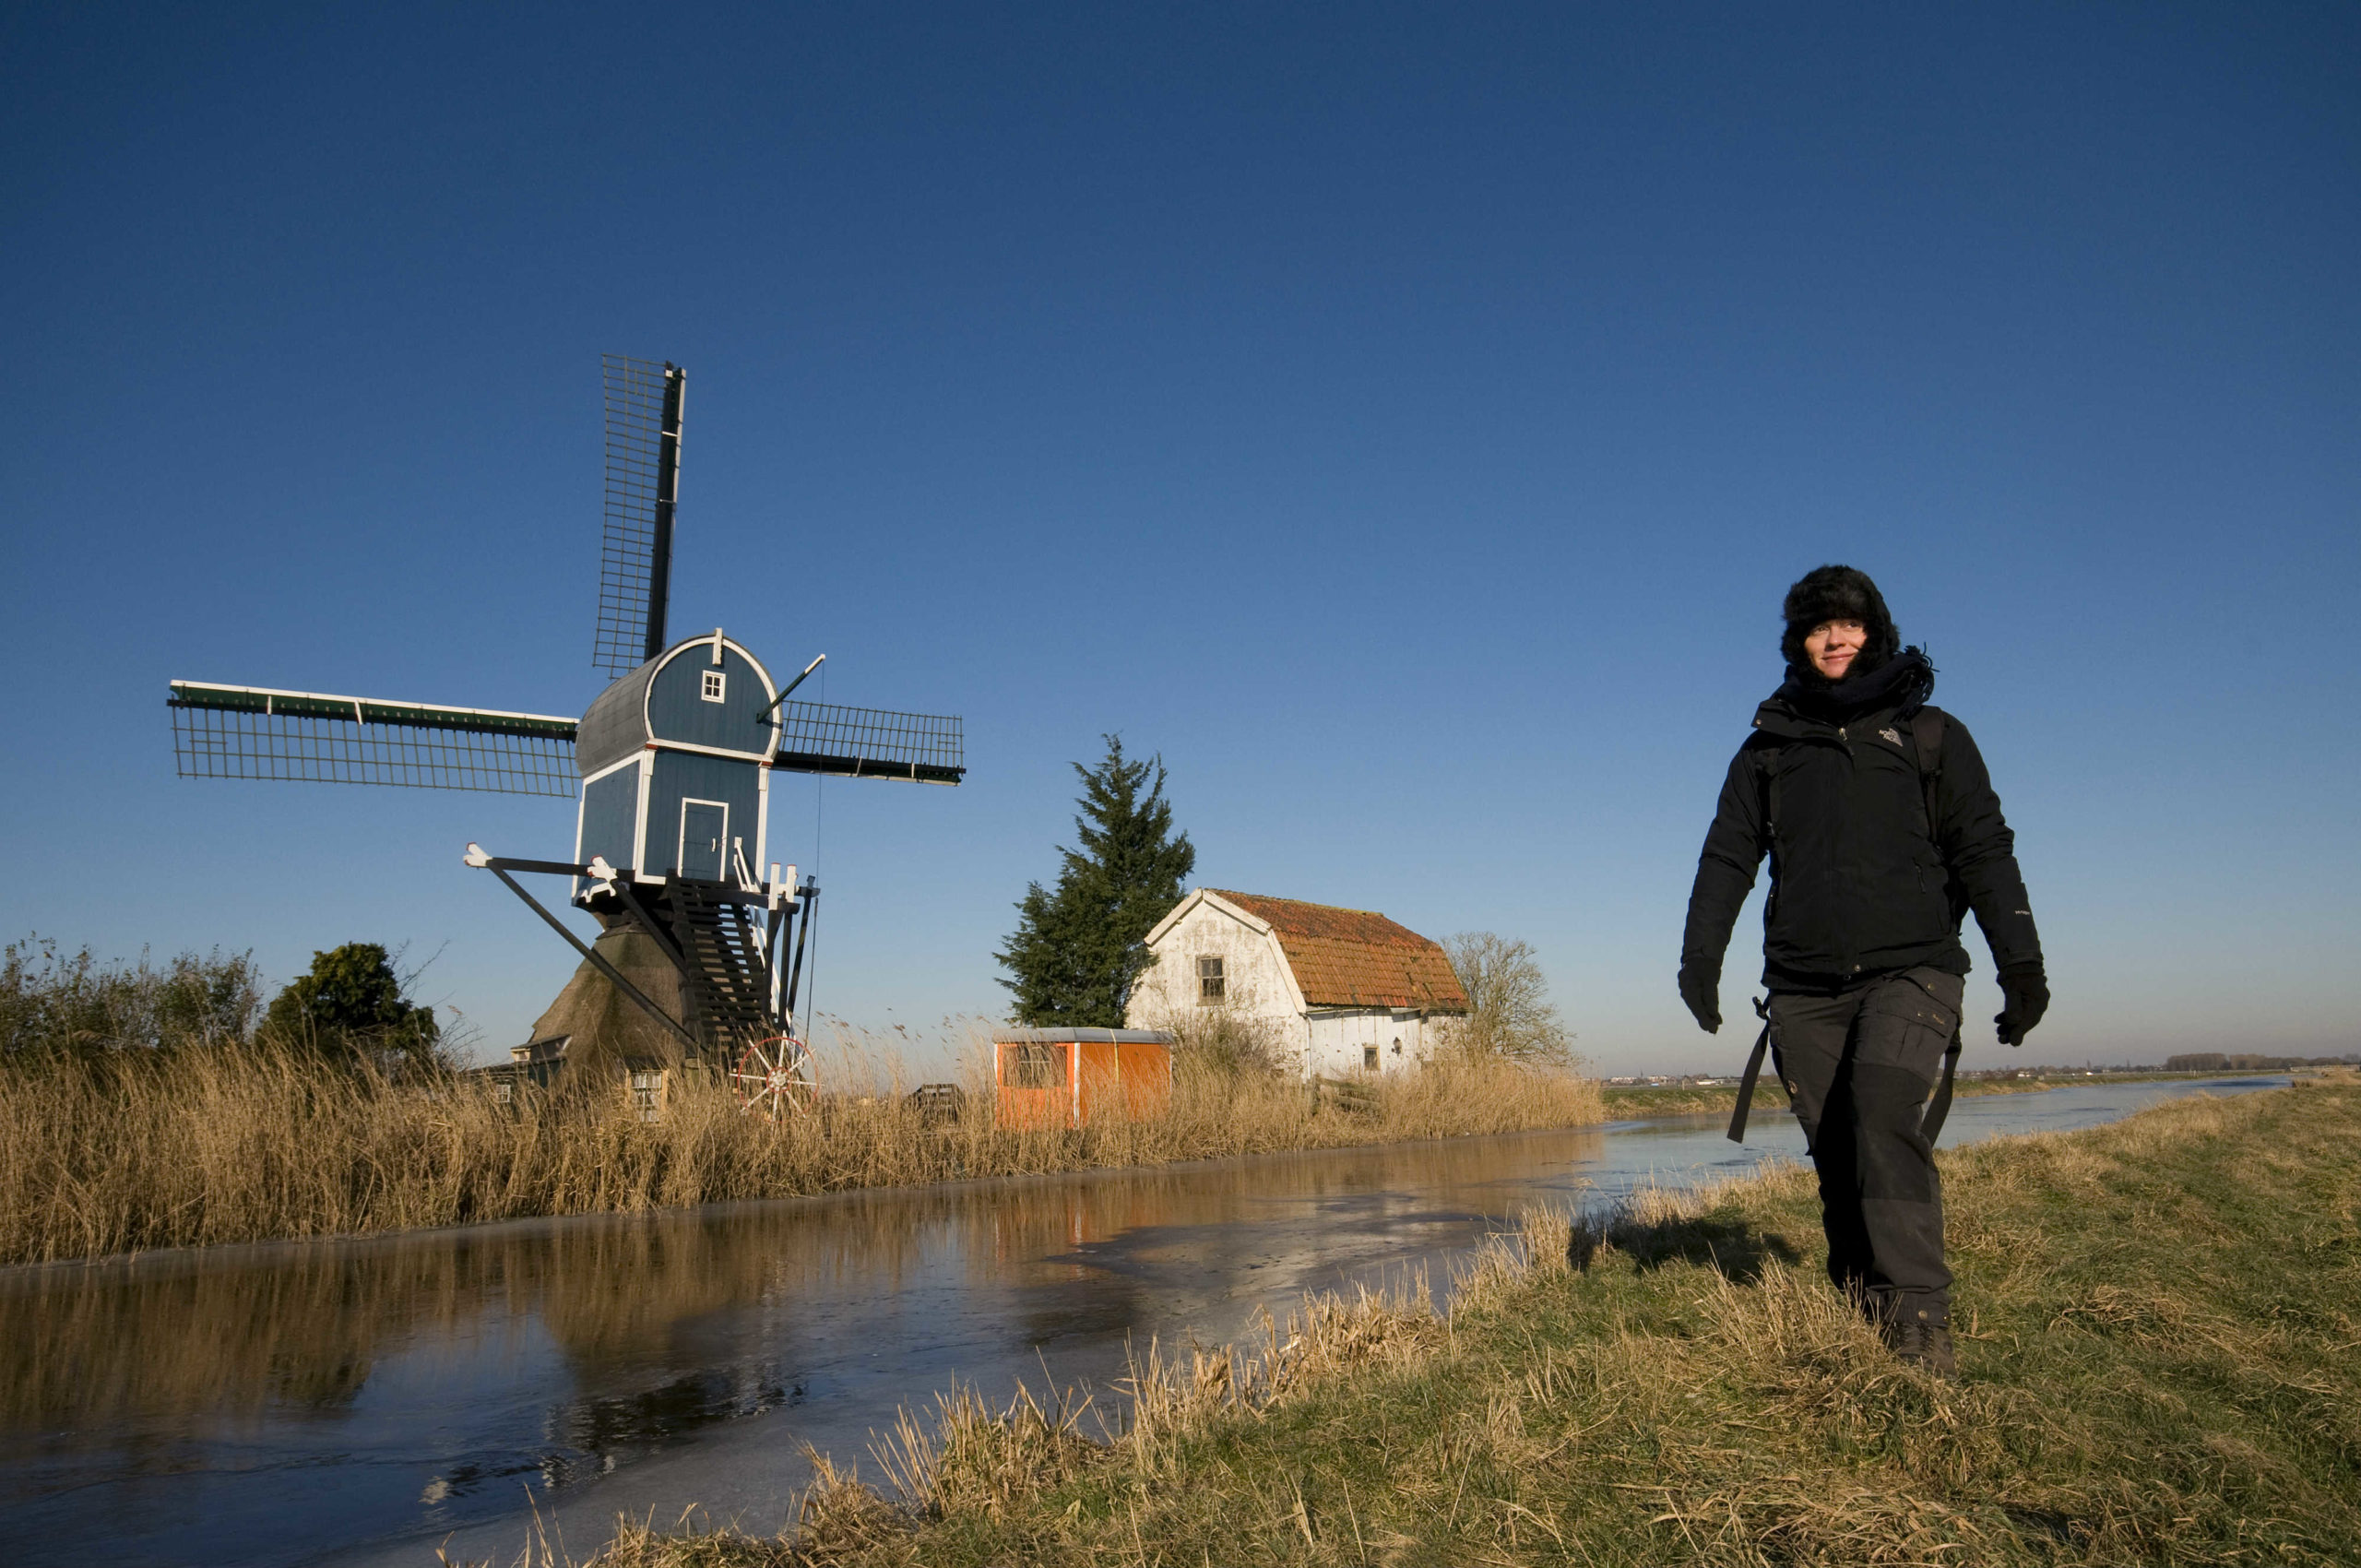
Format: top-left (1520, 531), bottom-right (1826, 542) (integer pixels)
top-left (993, 1031), bottom-right (1173, 1130)
top-left (1206, 891), bottom-right (1469, 1011)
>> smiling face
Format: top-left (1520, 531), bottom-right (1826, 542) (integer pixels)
top-left (1804, 619), bottom-right (1869, 680)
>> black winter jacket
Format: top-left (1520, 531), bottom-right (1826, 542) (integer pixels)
top-left (1681, 668), bottom-right (2042, 994)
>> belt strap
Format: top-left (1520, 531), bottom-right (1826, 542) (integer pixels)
top-left (1726, 996), bottom-right (1772, 1144)
top-left (1920, 1023), bottom-right (1965, 1143)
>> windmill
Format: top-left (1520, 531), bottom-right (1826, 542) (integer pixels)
top-left (167, 356), bottom-right (963, 1112)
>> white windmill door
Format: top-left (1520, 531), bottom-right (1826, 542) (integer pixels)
top-left (678, 800), bottom-right (728, 880)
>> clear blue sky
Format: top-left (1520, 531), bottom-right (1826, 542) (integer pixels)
top-left (4, 4), bottom-right (2355, 1076)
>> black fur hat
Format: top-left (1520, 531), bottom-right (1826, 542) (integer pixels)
top-left (1781, 564), bottom-right (1899, 675)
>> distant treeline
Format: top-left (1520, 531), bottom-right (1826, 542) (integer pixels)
top-left (2, 934), bottom-right (445, 1075)
top-left (2163, 1051), bottom-right (2360, 1072)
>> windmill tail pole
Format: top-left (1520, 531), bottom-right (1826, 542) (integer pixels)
top-left (466, 845), bottom-right (698, 1050)
top-left (756, 654), bottom-right (825, 720)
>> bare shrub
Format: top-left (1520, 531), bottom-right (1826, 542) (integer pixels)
top-left (1163, 1003), bottom-right (1287, 1077)
top-left (1442, 932), bottom-right (1577, 1067)
top-left (1, 936), bottom-right (263, 1056)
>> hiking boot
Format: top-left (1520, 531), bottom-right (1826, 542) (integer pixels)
top-left (1884, 1315), bottom-right (1957, 1378)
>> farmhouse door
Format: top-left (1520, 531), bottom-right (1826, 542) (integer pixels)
top-left (678, 801), bottom-right (728, 880)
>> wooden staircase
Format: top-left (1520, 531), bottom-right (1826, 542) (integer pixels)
top-left (662, 879), bottom-right (779, 1057)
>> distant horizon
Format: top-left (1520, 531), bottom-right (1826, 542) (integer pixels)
top-left (1602, 1055), bottom-right (2359, 1082)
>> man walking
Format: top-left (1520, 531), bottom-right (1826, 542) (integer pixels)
top-left (1679, 564), bottom-right (2047, 1375)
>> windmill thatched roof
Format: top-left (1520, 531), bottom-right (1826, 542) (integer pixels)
top-left (521, 925), bottom-right (701, 1079)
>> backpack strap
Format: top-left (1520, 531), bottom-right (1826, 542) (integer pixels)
top-left (1921, 1020), bottom-right (1965, 1143)
top-left (1747, 730), bottom-right (1781, 845)
top-left (1911, 706), bottom-right (1946, 840)
top-left (1908, 704), bottom-right (1968, 1145)
top-left (1726, 995), bottom-right (1773, 1144)
top-left (1911, 706), bottom-right (1975, 932)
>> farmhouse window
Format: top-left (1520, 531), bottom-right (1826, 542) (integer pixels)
top-left (701, 671), bottom-right (728, 703)
top-left (1197, 956), bottom-right (1225, 1003)
top-left (1006, 1043), bottom-right (1064, 1088)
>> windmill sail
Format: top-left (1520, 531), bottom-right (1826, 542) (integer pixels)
top-left (169, 682), bottom-right (578, 797)
top-left (593, 356), bottom-right (685, 678)
top-left (169, 681), bottom-right (963, 792)
top-left (772, 700), bottom-right (965, 784)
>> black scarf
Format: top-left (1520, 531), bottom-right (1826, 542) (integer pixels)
top-left (1774, 646), bottom-right (1935, 724)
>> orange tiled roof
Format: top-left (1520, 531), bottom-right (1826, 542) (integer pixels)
top-left (1207, 891), bottom-right (1469, 1012)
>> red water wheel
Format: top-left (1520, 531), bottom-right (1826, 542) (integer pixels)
top-left (732, 1034), bottom-right (816, 1122)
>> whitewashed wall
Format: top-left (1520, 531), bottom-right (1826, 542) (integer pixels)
top-left (1126, 897), bottom-right (1311, 1069)
top-left (1304, 1009), bottom-right (1451, 1078)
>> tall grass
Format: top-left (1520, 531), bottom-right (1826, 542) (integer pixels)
top-left (0, 1025), bottom-right (1602, 1265)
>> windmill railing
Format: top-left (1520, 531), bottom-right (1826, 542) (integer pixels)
top-left (462, 848), bottom-right (794, 910)
top-left (464, 844), bottom-right (806, 1063)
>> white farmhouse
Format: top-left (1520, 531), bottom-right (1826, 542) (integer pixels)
top-left (1126, 889), bottom-right (1469, 1077)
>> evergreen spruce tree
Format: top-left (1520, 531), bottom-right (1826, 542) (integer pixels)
top-left (997, 736), bottom-right (1195, 1027)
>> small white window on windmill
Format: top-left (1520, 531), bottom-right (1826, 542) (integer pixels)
top-left (1197, 955), bottom-right (1225, 1004)
top-left (701, 670), bottom-right (727, 704)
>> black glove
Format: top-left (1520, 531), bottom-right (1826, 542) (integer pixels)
top-left (1996, 962), bottom-right (2048, 1046)
top-left (1678, 961), bottom-right (1721, 1034)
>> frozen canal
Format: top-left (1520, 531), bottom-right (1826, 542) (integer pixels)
top-left (0, 1074), bottom-right (2286, 1567)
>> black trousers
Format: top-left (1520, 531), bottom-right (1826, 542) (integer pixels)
top-left (1768, 966), bottom-right (1964, 1325)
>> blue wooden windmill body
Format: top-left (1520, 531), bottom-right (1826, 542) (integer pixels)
top-left (575, 632), bottom-right (783, 887)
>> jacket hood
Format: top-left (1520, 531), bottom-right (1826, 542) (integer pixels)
top-left (1766, 645), bottom-right (1936, 725)
top-left (1781, 564), bottom-right (1900, 680)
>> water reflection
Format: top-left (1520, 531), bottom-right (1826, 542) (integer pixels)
top-left (0, 1078), bottom-right (2282, 1568)
top-left (1, 1125), bottom-right (1619, 1552)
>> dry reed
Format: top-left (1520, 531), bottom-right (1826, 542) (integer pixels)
top-left (0, 1029), bottom-right (1602, 1265)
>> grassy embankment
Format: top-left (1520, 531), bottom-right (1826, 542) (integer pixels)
top-left (0, 1037), bottom-right (1601, 1266)
top-left (1601, 1071), bottom-right (2215, 1120)
top-left (580, 1079), bottom-right (2361, 1567)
